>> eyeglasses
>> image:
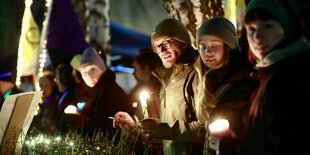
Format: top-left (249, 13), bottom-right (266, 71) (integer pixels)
top-left (198, 42), bottom-right (223, 53)
top-left (153, 38), bottom-right (175, 54)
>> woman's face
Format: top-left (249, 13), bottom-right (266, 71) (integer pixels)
top-left (198, 35), bottom-right (226, 69)
top-left (152, 37), bottom-right (186, 68)
top-left (80, 64), bottom-right (104, 87)
top-left (245, 19), bottom-right (284, 60)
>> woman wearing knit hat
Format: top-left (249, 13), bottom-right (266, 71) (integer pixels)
top-left (78, 47), bottom-right (134, 137)
top-left (195, 16), bottom-right (258, 155)
top-left (114, 18), bottom-right (209, 155)
top-left (236, 0), bottom-right (310, 154)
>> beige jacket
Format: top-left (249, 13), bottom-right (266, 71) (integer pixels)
top-left (152, 62), bottom-right (205, 155)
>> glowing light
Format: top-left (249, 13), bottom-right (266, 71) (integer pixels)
top-left (31, 140), bottom-right (35, 146)
top-left (132, 102), bottom-right (138, 108)
top-left (139, 90), bottom-right (149, 108)
top-left (77, 102), bottom-right (86, 110)
top-left (55, 136), bottom-right (61, 141)
top-left (38, 135), bottom-right (44, 143)
top-left (69, 141), bottom-right (74, 146)
top-left (64, 105), bottom-right (77, 114)
top-left (44, 139), bottom-right (50, 144)
top-left (139, 90), bottom-right (149, 119)
top-left (208, 119), bottom-right (229, 135)
top-left (36, 0), bottom-right (51, 91)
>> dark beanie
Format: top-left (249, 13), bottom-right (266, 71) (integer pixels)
top-left (80, 47), bottom-right (107, 71)
top-left (196, 17), bottom-right (238, 49)
top-left (246, 0), bottom-right (298, 43)
top-left (151, 18), bottom-right (191, 45)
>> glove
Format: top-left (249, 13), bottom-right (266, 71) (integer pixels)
top-left (140, 118), bottom-right (160, 137)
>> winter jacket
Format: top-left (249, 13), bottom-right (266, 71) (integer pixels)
top-left (204, 50), bottom-right (258, 155)
top-left (81, 69), bottom-right (134, 136)
top-left (206, 49), bottom-right (258, 134)
top-left (240, 40), bottom-right (310, 154)
top-left (152, 48), bottom-right (205, 155)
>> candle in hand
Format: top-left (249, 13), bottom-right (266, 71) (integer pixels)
top-left (139, 90), bottom-right (149, 119)
top-left (64, 105), bottom-right (78, 114)
top-left (208, 119), bottom-right (229, 138)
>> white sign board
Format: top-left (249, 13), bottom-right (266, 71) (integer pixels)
top-left (0, 91), bottom-right (42, 154)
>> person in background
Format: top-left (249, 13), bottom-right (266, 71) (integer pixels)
top-left (79, 47), bottom-right (133, 137)
top-left (55, 64), bottom-right (76, 113)
top-left (70, 54), bottom-right (84, 84)
top-left (0, 70), bottom-right (22, 111)
top-left (114, 18), bottom-right (214, 155)
top-left (69, 54), bottom-right (91, 115)
top-left (228, 0), bottom-right (310, 154)
top-left (129, 48), bottom-right (162, 121)
top-left (55, 63), bottom-right (91, 132)
top-left (30, 70), bottom-right (60, 134)
top-left (195, 17), bottom-right (258, 155)
top-left (128, 48), bottom-right (163, 155)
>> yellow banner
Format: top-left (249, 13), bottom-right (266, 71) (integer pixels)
top-left (17, 0), bottom-right (40, 77)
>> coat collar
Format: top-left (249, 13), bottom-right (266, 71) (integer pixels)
top-left (256, 40), bottom-right (310, 68)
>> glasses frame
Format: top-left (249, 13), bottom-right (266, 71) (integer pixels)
top-left (153, 38), bottom-right (177, 54)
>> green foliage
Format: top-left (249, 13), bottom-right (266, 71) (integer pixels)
top-left (21, 127), bottom-right (156, 155)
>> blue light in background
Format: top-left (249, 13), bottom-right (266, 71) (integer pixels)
top-left (110, 65), bottom-right (134, 74)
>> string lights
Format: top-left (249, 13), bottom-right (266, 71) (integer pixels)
top-left (36, 0), bottom-right (52, 91)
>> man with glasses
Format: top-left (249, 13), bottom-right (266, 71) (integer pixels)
top-left (114, 18), bottom-right (206, 155)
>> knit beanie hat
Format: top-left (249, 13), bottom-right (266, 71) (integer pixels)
top-left (151, 18), bottom-right (191, 45)
top-left (70, 54), bottom-right (82, 71)
top-left (196, 17), bottom-right (238, 49)
top-left (246, 0), bottom-right (299, 43)
top-left (80, 47), bottom-right (107, 71)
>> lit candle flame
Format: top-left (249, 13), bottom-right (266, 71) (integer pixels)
top-left (139, 90), bottom-right (149, 108)
top-left (64, 105), bottom-right (77, 114)
top-left (208, 119), bottom-right (229, 134)
top-left (139, 90), bottom-right (149, 119)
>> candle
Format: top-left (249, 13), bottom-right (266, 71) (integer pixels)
top-left (139, 90), bottom-right (149, 119)
top-left (208, 119), bottom-right (229, 138)
top-left (64, 105), bottom-right (77, 114)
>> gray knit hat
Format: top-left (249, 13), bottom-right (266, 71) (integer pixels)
top-left (196, 17), bottom-right (238, 49)
top-left (151, 18), bottom-right (191, 45)
top-left (80, 47), bottom-right (107, 71)
top-left (246, 0), bottom-right (300, 43)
